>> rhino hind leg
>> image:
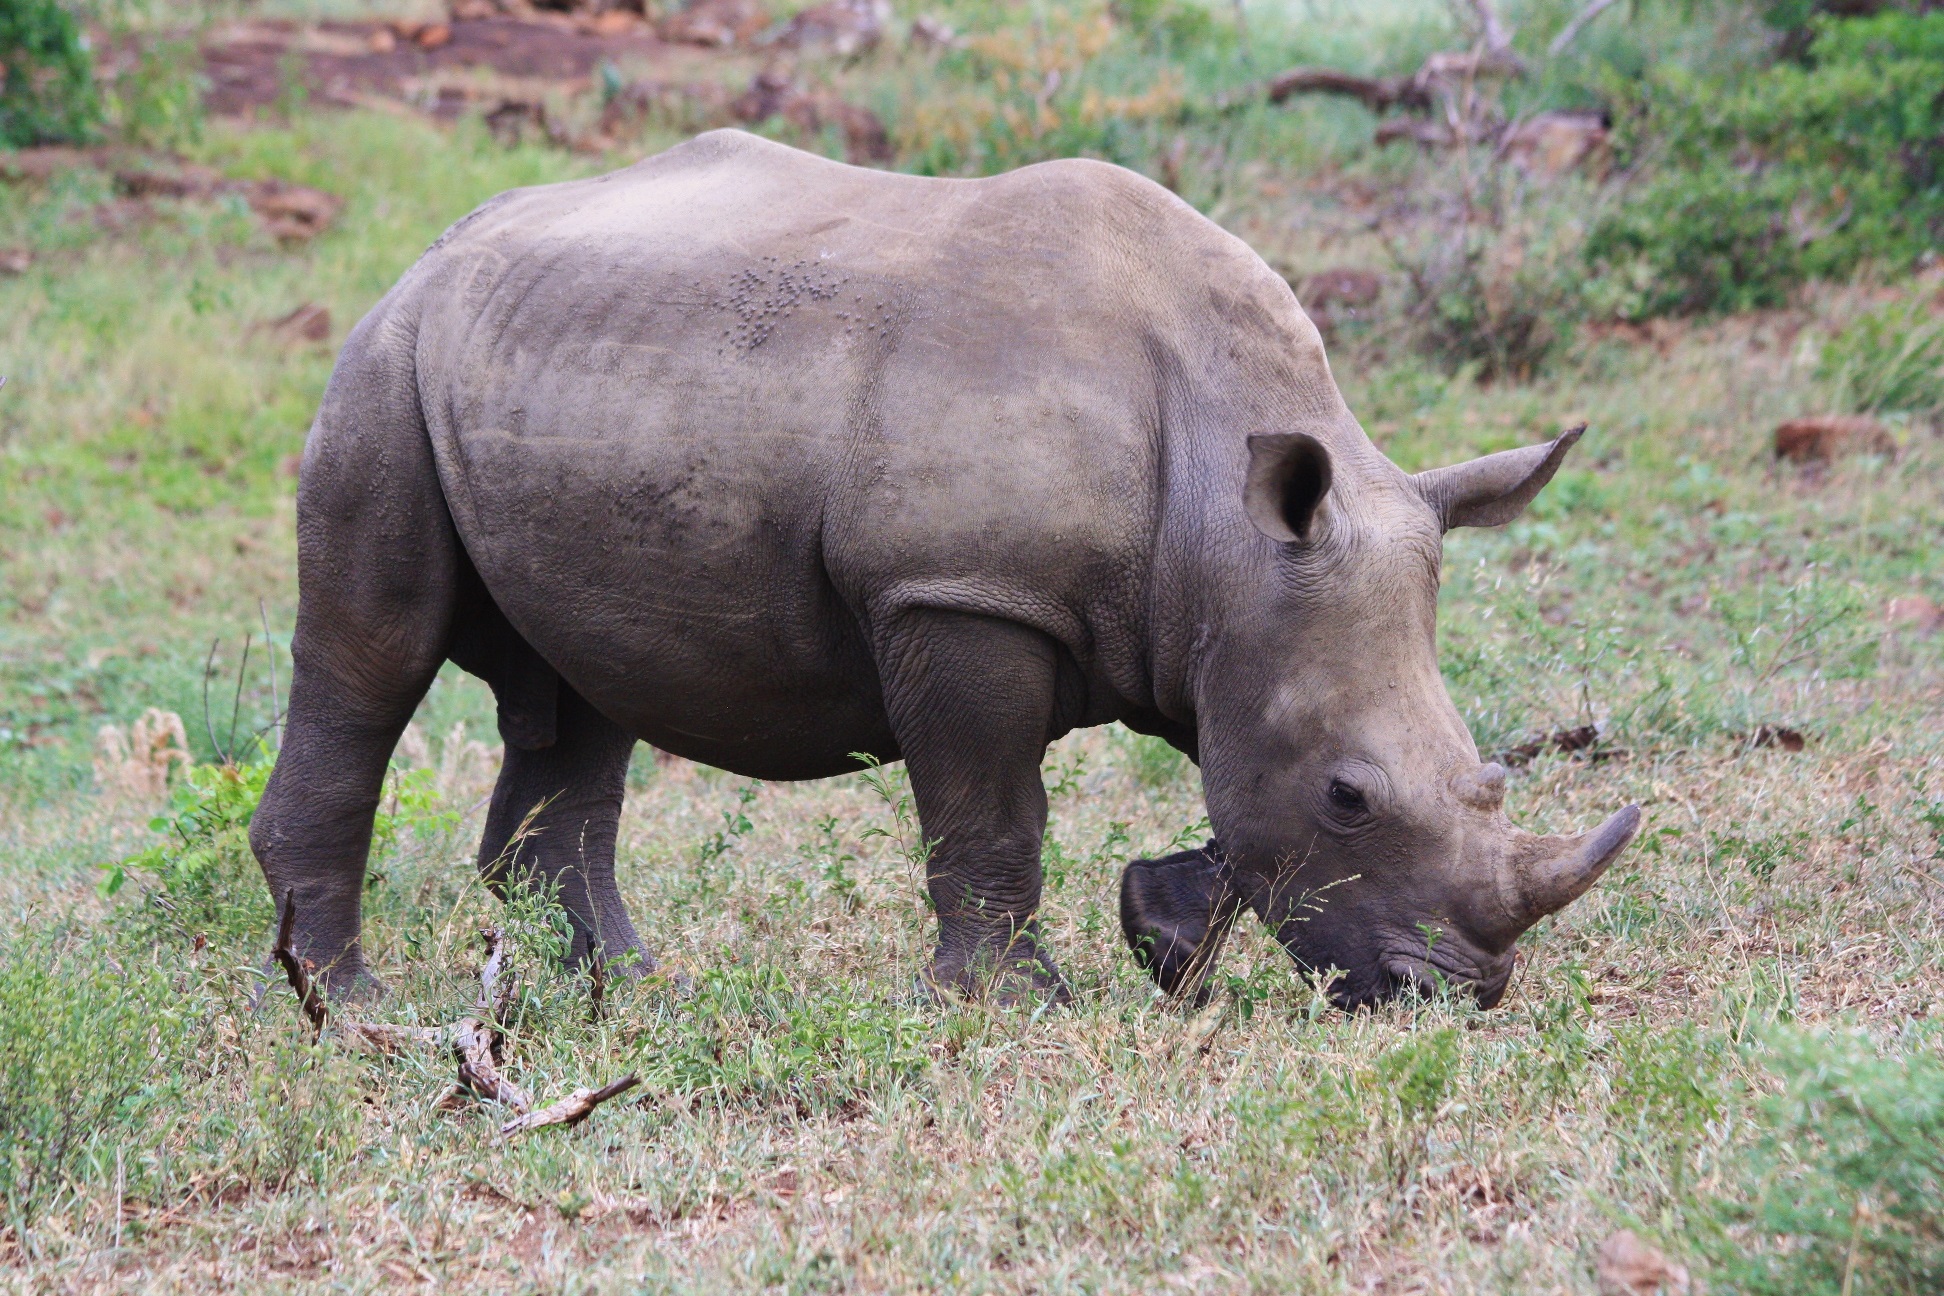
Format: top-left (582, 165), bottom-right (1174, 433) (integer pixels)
top-left (474, 680), bottom-right (650, 975)
top-left (1119, 842), bottom-right (1237, 1006)
top-left (249, 348), bottom-right (460, 1001)
top-left (876, 609), bottom-right (1071, 1005)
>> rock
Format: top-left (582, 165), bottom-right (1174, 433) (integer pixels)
top-left (113, 162), bottom-right (227, 200)
top-left (0, 248), bottom-right (29, 275)
top-left (1594, 1230), bottom-right (1690, 1296)
top-left (908, 14), bottom-right (956, 47)
top-left (587, 9), bottom-right (639, 34)
top-left (247, 180), bottom-right (344, 243)
top-left (1774, 414), bottom-right (1897, 464)
top-left (260, 302), bottom-right (332, 344)
top-left (771, 0), bottom-right (890, 57)
top-left (1887, 594), bottom-right (1943, 635)
top-left (1503, 110), bottom-right (1611, 180)
top-left (659, 0), bottom-right (769, 47)
top-left (730, 65), bottom-right (892, 164)
top-left (1302, 267), bottom-right (1383, 311)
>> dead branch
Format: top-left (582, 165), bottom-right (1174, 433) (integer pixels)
top-left (1549, 0), bottom-right (1621, 56)
top-left (1215, 0), bottom-right (1528, 132)
top-left (272, 894), bottom-right (329, 1041)
top-left (269, 909), bottom-right (639, 1129)
top-left (1464, 0), bottom-right (1523, 70)
top-left (476, 926), bottom-right (514, 1027)
top-left (1217, 43), bottom-right (1520, 117)
top-left (1262, 67), bottom-right (1430, 113)
top-left (499, 1074), bottom-right (641, 1137)
top-left (587, 953), bottom-right (608, 1023)
top-left (453, 1016), bottom-right (533, 1111)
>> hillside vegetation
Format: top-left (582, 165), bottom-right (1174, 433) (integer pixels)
top-left (1, 0), bottom-right (1941, 1291)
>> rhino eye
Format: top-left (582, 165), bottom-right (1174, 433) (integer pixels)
top-left (1328, 779), bottom-right (1367, 813)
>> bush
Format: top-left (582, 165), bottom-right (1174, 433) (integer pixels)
top-left (1586, 11), bottom-right (1944, 319)
top-left (1376, 155), bottom-right (1606, 379)
top-left (1713, 1028), bottom-right (1944, 1295)
top-left (0, 924), bottom-right (205, 1227)
top-left (102, 36), bottom-right (203, 151)
top-left (0, 0), bottom-right (97, 147)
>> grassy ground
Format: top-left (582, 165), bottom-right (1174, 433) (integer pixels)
top-left (4, 2), bottom-right (1944, 1292)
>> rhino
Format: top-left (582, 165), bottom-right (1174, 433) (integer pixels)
top-left (249, 129), bottom-right (1639, 1010)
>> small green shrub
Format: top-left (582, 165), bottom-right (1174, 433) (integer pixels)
top-left (1115, 726), bottom-right (1190, 790)
top-left (1383, 166), bottom-right (1600, 379)
top-left (101, 749), bottom-right (271, 932)
top-left (1713, 1028), bottom-right (1944, 1295)
top-left (0, 0), bottom-right (97, 146)
top-left (1819, 295), bottom-right (1944, 415)
top-left (102, 36), bottom-right (203, 151)
top-left (0, 925), bottom-right (203, 1226)
top-left (1587, 11), bottom-right (1944, 319)
top-left (1374, 1026), bottom-right (1459, 1125)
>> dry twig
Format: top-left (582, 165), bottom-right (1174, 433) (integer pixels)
top-left (273, 894), bottom-right (329, 1041)
top-left (452, 1015), bottom-right (533, 1110)
top-left (270, 912), bottom-right (631, 1135)
top-left (498, 1075), bottom-right (641, 1137)
top-left (1549, 0), bottom-right (1621, 56)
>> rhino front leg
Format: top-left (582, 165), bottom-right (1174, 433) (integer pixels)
top-left (475, 683), bottom-right (650, 975)
top-left (876, 609), bottom-right (1068, 1004)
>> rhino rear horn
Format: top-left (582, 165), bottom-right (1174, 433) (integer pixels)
top-left (1413, 423), bottom-right (1585, 530)
top-left (1120, 842), bottom-right (1240, 1005)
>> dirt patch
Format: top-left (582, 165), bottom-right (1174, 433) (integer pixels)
top-left (189, 15), bottom-right (893, 162)
top-left (199, 16), bottom-right (685, 118)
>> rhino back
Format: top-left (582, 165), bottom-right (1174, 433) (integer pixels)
top-left (394, 131), bottom-right (1296, 765)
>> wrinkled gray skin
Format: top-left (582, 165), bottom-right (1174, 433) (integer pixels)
top-left (250, 129), bottom-right (1639, 1010)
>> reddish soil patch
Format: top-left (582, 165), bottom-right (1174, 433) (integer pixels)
top-left (199, 16), bottom-right (683, 117)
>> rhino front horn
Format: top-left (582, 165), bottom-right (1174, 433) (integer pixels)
top-left (1516, 804), bottom-right (1641, 922)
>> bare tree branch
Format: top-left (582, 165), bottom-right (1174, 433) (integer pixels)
top-left (270, 908), bottom-right (630, 1130)
top-left (499, 1074), bottom-right (641, 1137)
top-left (272, 894), bottom-right (329, 1041)
top-left (1549, 0), bottom-right (1621, 56)
top-left (453, 1016), bottom-right (533, 1110)
top-left (476, 926), bottom-right (514, 1027)
top-left (1465, 0), bottom-right (1518, 59)
top-left (1263, 67), bottom-right (1430, 113)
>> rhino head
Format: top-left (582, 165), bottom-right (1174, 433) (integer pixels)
top-left (1123, 423), bottom-right (1640, 1010)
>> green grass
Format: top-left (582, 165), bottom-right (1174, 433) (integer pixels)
top-left (4, 4), bottom-right (1944, 1290)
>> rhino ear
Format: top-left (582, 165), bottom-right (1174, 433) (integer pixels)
top-left (1413, 423), bottom-right (1585, 531)
top-left (1245, 433), bottom-right (1333, 542)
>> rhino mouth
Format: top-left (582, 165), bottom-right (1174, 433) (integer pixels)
top-left (1341, 945), bottom-right (1513, 1010)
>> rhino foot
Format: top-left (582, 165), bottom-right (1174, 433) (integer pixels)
top-left (923, 922), bottom-right (1072, 1007)
top-left (1120, 840), bottom-right (1238, 1007)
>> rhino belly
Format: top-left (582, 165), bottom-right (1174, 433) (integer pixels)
top-left (443, 419), bottom-right (894, 781)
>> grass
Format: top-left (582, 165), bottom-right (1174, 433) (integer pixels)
top-left (4, 2), bottom-right (1944, 1291)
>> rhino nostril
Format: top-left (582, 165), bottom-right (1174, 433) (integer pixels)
top-left (1384, 959), bottom-right (1450, 999)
